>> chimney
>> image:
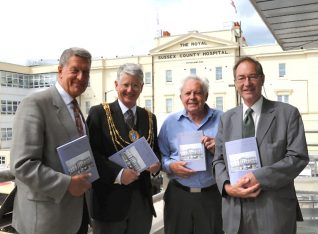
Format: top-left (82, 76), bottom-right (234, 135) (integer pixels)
top-left (162, 31), bottom-right (171, 37)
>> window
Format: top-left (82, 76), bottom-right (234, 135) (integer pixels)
top-left (190, 68), bottom-right (196, 75)
top-left (166, 70), bottom-right (172, 83)
top-left (1, 100), bottom-right (5, 114)
top-left (277, 95), bottom-right (289, 103)
top-left (166, 98), bottom-right (173, 113)
top-left (145, 99), bottom-right (152, 111)
top-left (215, 66), bottom-right (222, 80)
top-left (145, 72), bottom-right (151, 85)
top-left (215, 97), bottom-right (223, 111)
top-left (12, 73), bottom-right (19, 87)
top-left (0, 70), bottom-right (56, 88)
top-left (1, 71), bottom-right (6, 86)
top-left (7, 72), bottom-right (12, 87)
top-left (85, 101), bottom-right (91, 114)
top-left (279, 63), bottom-right (286, 77)
top-left (1, 100), bottom-right (20, 115)
top-left (0, 156), bottom-right (5, 166)
top-left (1, 128), bottom-right (12, 141)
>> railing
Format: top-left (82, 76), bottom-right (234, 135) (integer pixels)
top-left (0, 171), bottom-right (14, 183)
top-left (0, 170), bottom-right (14, 233)
top-left (0, 170), bottom-right (166, 234)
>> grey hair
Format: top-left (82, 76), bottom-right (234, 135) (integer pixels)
top-left (179, 75), bottom-right (209, 96)
top-left (117, 63), bottom-right (144, 84)
top-left (59, 47), bottom-right (92, 66)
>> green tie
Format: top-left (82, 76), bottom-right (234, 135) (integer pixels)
top-left (242, 108), bottom-right (255, 138)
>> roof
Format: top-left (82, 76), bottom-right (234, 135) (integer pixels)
top-left (249, 0), bottom-right (318, 50)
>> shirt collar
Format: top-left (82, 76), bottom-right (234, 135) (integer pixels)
top-left (177, 104), bottom-right (215, 122)
top-left (118, 99), bottom-right (137, 115)
top-left (243, 96), bottom-right (263, 115)
top-left (55, 82), bottom-right (73, 105)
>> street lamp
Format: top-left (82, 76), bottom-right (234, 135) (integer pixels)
top-left (104, 90), bottom-right (114, 102)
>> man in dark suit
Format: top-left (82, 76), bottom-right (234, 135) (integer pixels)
top-left (213, 56), bottom-right (309, 234)
top-left (87, 63), bottom-right (161, 234)
top-left (10, 47), bottom-right (92, 234)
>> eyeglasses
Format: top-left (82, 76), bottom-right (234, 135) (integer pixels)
top-left (120, 83), bottom-right (142, 91)
top-left (235, 74), bottom-right (260, 83)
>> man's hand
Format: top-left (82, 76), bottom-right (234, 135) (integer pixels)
top-left (147, 162), bottom-right (161, 174)
top-left (240, 172), bottom-right (259, 188)
top-left (68, 173), bottom-right (92, 197)
top-left (121, 168), bottom-right (140, 185)
top-left (202, 136), bottom-right (216, 154)
top-left (224, 173), bottom-right (261, 198)
top-left (169, 161), bottom-right (195, 178)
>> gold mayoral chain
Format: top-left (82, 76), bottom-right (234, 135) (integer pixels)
top-left (103, 103), bottom-right (154, 151)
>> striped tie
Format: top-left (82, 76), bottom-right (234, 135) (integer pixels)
top-left (125, 109), bottom-right (134, 129)
top-left (72, 99), bottom-right (84, 136)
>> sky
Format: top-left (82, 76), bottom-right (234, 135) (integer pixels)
top-left (0, 0), bottom-right (276, 65)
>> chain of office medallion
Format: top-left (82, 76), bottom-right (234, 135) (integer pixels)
top-left (102, 103), bottom-right (154, 151)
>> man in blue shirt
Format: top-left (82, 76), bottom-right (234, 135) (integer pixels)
top-left (158, 75), bottom-right (224, 234)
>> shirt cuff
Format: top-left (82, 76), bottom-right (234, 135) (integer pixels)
top-left (114, 169), bottom-right (124, 184)
top-left (163, 160), bottom-right (173, 174)
top-left (222, 180), bottom-right (230, 197)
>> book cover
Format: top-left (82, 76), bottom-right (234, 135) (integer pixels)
top-left (109, 137), bottom-right (159, 173)
top-left (177, 130), bottom-right (206, 171)
top-left (225, 137), bottom-right (261, 184)
top-left (57, 135), bottom-right (99, 183)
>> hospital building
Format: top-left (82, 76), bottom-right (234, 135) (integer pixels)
top-left (1, 22), bottom-right (317, 167)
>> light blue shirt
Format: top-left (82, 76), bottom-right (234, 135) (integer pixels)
top-left (158, 105), bottom-right (223, 188)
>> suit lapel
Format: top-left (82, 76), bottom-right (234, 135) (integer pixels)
top-left (136, 107), bottom-right (148, 138)
top-left (230, 106), bottom-right (244, 140)
top-left (256, 98), bottom-right (276, 146)
top-left (50, 86), bottom-right (78, 139)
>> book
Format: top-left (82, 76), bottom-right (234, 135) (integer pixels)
top-left (57, 135), bottom-right (99, 183)
top-left (225, 137), bottom-right (261, 184)
top-left (177, 130), bottom-right (206, 171)
top-left (109, 137), bottom-right (159, 173)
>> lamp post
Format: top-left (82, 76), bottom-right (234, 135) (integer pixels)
top-left (104, 90), bottom-right (114, 102)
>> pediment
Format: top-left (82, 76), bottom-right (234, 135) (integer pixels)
top-left (150, 32), bottom-right (237, 54)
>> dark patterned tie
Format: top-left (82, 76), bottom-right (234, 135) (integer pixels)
top-left (72, 99), bottom-right (84, 136)
top-left (242, 108), bottom-right (255, 138)
top-left (125, 109), bottom-right (134, 129)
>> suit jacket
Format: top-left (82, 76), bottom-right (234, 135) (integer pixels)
top-left (213, 98), bottom-right (309, 234)
top-left (86, 100), bottom-right (160, 222)
top-left (10, 86), bottom-right (86, 234)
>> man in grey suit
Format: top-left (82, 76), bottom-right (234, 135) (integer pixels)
top-left (213, 56), bottom-right (309, 234)
top-left (10, 47), bottom-right (92, 234)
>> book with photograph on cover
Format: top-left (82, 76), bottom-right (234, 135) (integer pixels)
top-left (225, 137), bottom-right (261, 184)
top-left (57, 135), bottom-right (99, 183)
top-left (177, 130), bottom-right (206, 171)
top-left (109, 136), bottom-right (159, 173)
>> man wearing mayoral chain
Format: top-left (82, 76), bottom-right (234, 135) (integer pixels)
top-left (87, 63), bottom-right (161, 234)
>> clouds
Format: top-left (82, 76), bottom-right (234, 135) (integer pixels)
top-left (0, 0), bottom-right (275, 65)
top-left (236, 0), bottom-right (275, 45)
top-left (156, 0), bottom-right (237, 33)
